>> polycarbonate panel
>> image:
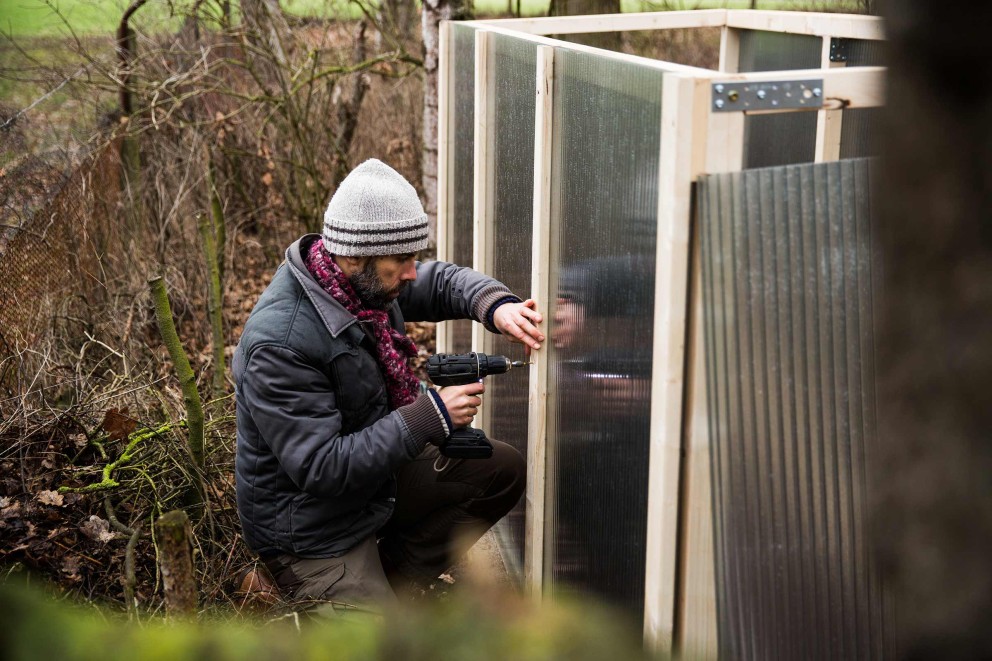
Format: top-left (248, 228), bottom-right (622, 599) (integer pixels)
top-left (485, 33), bottom-right (537, 574)
top-left (840, 39), bottom-right (885, 160)
top-left (446, 23), bottom-right (477, 353)
top-left (699, 158), bottom-right (888, 659)
top-left (544, 48), bottom-right (667, 622)
top-left (738, 30), bottom-right (822, 168)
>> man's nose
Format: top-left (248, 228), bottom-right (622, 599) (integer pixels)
top-left (401, 262), bottom-right (417, 281)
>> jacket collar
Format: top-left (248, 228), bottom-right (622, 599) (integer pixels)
top-left (285, 235), bottom-right (357, 339)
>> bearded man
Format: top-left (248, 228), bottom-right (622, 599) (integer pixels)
top-left (233, 159), bottom-right (544, 615)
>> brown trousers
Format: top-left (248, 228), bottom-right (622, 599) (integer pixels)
top-left (264, 441), bottom-right (525, 615)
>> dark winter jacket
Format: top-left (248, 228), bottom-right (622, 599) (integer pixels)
top-left (233, 235), bottom-right (514, 559)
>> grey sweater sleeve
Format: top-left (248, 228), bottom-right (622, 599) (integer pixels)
top-left (241, 345), bottom-right (445, 498)
top-left (397, 260), bottom-right (516, 330)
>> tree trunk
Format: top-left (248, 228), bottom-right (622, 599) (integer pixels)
top-left (421, 1), bottom-right (456, 248)
top-left (549, 0), bottom-right (620, 50)
top-left (874, 0), bottom-right (992, 656)
top-left (154, 510), bottom-right (197, 616)
top-left (241, 0), bottom-right (290, 68)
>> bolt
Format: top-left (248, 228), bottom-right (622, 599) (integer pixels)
top-left (813, 87), bottom-right (822, 97)
top-left (728, 90), bottom-right (739, 102)
top-left (715, 84), bottom-right (725, 94)
top-left (715, 99), bottom-right (725, 109)
top-left (756, 89), bottom-right (767, 100)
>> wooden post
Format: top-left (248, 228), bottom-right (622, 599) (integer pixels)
top-left (643, 72), bottom-right (708, 654)
top-left (154, 510), bottom-right (197, 616)
top-left (719, 25), bottom-right (742, 73)
top-left (436, 20), bottom-right (453, 354)
top-left (472, 29), bottom-right (496, 433)
top-left (815, 36), bottom-right (846, 162)
top-left (525, 44), bottom-right (555, 602)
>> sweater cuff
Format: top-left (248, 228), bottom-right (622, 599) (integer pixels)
top-left (397, 393), bottom-right (448, 454)
top-left (472, 284), bottom-right (520, 333)
top-left (427, 389), bottom-right (452, 437)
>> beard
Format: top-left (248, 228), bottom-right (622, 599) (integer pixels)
top-left (349, 258), bottom-right (408, 310)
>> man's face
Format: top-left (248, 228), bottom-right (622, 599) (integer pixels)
top-left (349, 253), bottom-right (417, 309)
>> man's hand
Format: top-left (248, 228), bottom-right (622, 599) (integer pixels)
top-left (492, 298), bottom-right (545, 352)
top-left (439, 382), bottom-right (485, 428)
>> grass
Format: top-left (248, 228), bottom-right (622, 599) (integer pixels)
top-left (1, 0), bottom-right (855, 38)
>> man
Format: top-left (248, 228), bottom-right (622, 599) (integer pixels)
top-left (233, 159), bottom-right (544, 614)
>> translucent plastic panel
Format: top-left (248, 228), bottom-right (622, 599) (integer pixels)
top-left (544, 48), bottom-right (667, 623)
top-left (840, 39), bottom-right (885, 160)
top-left (446, 23), bottom-right (477, 353)
top-left (738, 30), bottom-right (822, 168)
top-left (699, 159), bottom-right (888, 660)
top-left (485, 33), bottom-right (537, 574)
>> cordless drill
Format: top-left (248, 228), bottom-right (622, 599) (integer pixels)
top-left (426, 352), bottom-right (527, 459)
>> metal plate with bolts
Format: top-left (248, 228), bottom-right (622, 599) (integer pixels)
top-left (712, 79), bottom-right (825, 112)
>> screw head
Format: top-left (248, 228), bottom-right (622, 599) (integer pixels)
top-left (715, 84), bottom-right (725, 94)
top-left (715, 99), bottom-right (725, 109)
top-left (813, 87), bottom-right (823, 97)
top-left (756, 89), bottom-right (767, 100)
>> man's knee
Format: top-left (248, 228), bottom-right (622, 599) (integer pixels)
top-left (485, 440), bottom-right (526, 514)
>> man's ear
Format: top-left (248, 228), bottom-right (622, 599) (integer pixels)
top-left (334, 254), bottom-right (368, 276)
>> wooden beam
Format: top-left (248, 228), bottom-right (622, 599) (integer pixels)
top-left (815, 36), bottom-right (846, 162)
top-left (458, 21), bottom-right (714, 76)
top-left (474, 9), bottom-right (727, 36)
top-left (726, 9), bottom-right (884, 41)
top-left (436, 20), bottom-right (453, 353)
top-left (525, 44), bottom-right (555, 602)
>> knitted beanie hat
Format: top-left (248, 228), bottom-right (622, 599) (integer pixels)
top-left (322, 159), bottom-right (429, 257)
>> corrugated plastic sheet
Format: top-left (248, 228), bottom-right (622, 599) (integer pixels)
top-left (698, 158), bottom-right (888, 659)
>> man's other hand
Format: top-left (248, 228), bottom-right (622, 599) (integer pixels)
top-left (439, 382), bottom-right (485, 428)
top-left (493, 298), bottom-right (545, 352)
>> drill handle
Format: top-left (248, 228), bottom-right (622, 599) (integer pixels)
top-left (439, 427), bottom-right (494, 459)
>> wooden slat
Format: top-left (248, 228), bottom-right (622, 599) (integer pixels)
top-left (726, 9), bottom-right (884, 41)
top-left (474, 9), bottom-right (727, 36)
top-left (815, 36), bottom-right (846, 163)
top-left (525, 44), bottom-right (555, 602)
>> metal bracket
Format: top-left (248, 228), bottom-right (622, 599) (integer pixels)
top-left (829, 38), bottom-right (850, 63)
top-left (712, 79), bottom-right (824, 113)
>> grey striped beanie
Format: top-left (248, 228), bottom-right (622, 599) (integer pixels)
top-left (322, 159), bottom-right (429, 257)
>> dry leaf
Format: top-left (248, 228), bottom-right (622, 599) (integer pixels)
top-left (36, 490), bottom-right (64, 507)
top-left (101, 408), bottom-right (137, 442)
top-left (80, 515), bottom-right (116, 543)
top-left (261, 172), bottom-right (273, 186)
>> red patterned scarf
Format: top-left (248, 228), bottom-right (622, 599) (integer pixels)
top-left (305, 240), bottom-right (421, 410)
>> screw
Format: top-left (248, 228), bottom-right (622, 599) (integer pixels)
top-left (715, 99), bottom-right (725, 109)
top-left (715, 84), bottom-right (725, 94)
top-left (728, 90), bottom-right (739, 102)
top-left (771, 100), bottom-right (779, 106)
top-left (813, 87), bottom-right (822, 97)
top-left (756, 89), bottom-right (767, 100)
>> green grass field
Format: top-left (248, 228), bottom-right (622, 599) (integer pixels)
top-left (2, 0), bottom-right (827, 38)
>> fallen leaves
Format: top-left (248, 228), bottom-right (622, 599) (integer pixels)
top-left (36, 490), bottom-right (65, 507)
top-left (79, 516), bottom-right (116, 544)
top-left (100, 408), bottom-right (138, 442)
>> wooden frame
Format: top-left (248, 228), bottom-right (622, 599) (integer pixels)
top-left (435, 9), bottom-right (887, 656)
